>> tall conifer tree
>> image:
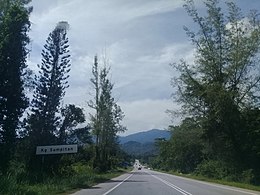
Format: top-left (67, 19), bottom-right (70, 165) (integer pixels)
top-left (27, 21), bottom-right (71, 146)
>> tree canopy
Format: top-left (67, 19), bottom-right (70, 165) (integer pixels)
top-left (0, 0), bottom-right (31, 172)
top-left (89, 55), bottom-right (126, 172)
top-left (159, 0), bottom-right (260, 184)
top-left (27, 21), bottom-right (71, 146)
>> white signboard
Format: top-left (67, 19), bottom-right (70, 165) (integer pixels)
top-left (36, 144), bottom-right (78, 155)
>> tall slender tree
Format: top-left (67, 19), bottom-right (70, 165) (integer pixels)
top-left (89, 55), bottom-right (126, 171)
top-left (0, 0), bottom-right (31, 171)
top-left (89, 56), bottom-right (101, 166)
top-left (27, 21), bottom-right (71, 146)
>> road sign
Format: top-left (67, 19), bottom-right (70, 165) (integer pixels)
top-left (36, 144), bottom-right (78, 155)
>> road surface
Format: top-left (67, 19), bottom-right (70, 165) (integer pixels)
top-left (71, 168), bottom-right (260, 195)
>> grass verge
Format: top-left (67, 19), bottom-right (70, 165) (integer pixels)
top-left (1, 167), bottom-right (131, 195)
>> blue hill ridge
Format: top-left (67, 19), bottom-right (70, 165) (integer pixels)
top-left (118, 129), bottom-right (170, 144)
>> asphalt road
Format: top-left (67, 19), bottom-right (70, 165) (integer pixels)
top-left (71, 168), bottom-right (260, 195)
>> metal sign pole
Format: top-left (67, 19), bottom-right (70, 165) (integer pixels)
top-left (41, 155), bottom-right (44, 174)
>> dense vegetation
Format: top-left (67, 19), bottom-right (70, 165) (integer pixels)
top-left (0, 0), bottom-right (31, 174)
top-left (1, 0), bottom-right (260, 194)
top-left (0, 0), bottom-right (128, 194)
top-left (153, 0), bottom-right (260, 186)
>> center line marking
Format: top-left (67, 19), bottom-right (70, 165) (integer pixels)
top-left (102, 173), bottom-right (133, 195)
top-left (148, 171), bottom-right (193, 195)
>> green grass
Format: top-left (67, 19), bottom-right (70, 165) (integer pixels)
top-left (0, 167), bottom-right (131, 195)
top-left (61, 168), bottom-right (132, 195)
top-left (157, 169), bottom-right (260, 192)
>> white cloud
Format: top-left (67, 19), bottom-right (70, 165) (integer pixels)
top-left (28, 0), bottom-right (260, 136)
top-left (27, 0), bottom-right (195, 135)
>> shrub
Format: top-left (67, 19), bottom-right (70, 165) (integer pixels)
top-left (240, 169), bottom-right (254, 184)
top-left (195, 160), bottom-right (229, 179)
top-left (0, 173), bottom-right (17, 194)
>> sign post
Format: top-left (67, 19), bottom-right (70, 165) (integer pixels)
top-left (36, 144), bottom-right (78, 172)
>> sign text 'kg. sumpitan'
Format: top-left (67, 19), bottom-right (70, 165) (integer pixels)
top-left (36, 144), bottom-right (78, 155)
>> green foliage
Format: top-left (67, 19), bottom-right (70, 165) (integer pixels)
top-left (157, 118), bottom-right (203, 173)
top-left (165, 0), bottom-right (260, 185)
top-left (27, 21), bottom-right (71, 146)
top-left (195, 160), bottom-right (256, 184)
top-left (242, 108), bottom-right (260, 175)
top-left (241, 169), bottom-right (255, 184)
top-left (71, 162), bottom-right (93, 175)
top-left (0, 0), bottom-right (31, 172)
top-left (0, 0), bottom-right (127, 192)
top-left (0, 163), bottom-right (127, 195)
top-left (88, 55), bottom-right (126, 172)
top-left (67, 126), bottom-right (93, 145)
top-left (0, 159), bottom-right (27, 194)
top-left (0, 173), bottom-right (17, 194)
top-left (57, 146), bottom-right (94, 176)
top-left (23, 22), bottom-right (90, 176)
top-left (195, 160), bottom-right (230, 180)
top-left (59, 104), bottom-right (86, 144)
top-left (174, 0), bottom-right (260, 157)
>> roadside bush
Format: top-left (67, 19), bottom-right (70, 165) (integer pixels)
top-left (8, 160), bottom-right (27, 183)
top-left (0, 173), bottom-right (18, 194)
top-left (0, 160), bottom-right (29, 194)
top-left (195, 160), bottom-right (229, 179)
top-left (194, 160), bottom-right (257, 184)
top-left (71, 162), bottom-right (93, 175)
top-left (240, 169), bottom-right (255, 184)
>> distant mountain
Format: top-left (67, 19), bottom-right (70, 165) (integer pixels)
top-left (121, 141), bottom-right (157, 156)
top-left (118, 129), bottom-right (171, 144)
top-left (119, 129), bottom-right (171, 156)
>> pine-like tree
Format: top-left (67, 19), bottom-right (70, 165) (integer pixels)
top-left (0, 0), bottom-right (31, 171)
top-left (27, 21), bottom-right (71, 146)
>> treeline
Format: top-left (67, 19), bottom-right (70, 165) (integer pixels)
top-left (0, 0), bottom-right (127, 188)
top-left (153, 0), bottom-right (260, 185)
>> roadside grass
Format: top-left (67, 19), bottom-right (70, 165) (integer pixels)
top-left (63, 168), bottom-right (132, 195)
top-left (0, 167), bottom-right (131, 195)
top-left (157, 170), bottom-right (260, 192)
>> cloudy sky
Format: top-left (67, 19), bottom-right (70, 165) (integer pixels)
top-left (28, 0), bottom-right (259, 135)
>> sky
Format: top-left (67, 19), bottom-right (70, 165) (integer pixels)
top-left (27, 0), bottom-right (259, 135)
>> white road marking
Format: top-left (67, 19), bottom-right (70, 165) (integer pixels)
top-left (190, 180), bottom-right (259, 195)
top-left (148, 172), bottom-right (192, 195)
top-left (102, 173), bottom-right (133, 195)
top-left (149, 170), bottom-right (260, 195)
